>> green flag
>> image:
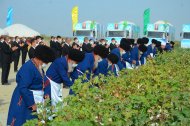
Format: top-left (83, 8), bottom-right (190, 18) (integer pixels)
top-left (143, 8), bottom-right (150, 35)
top-left (123, 21), bottom-right (128, 29)
top-left (90, 21), bottom-right (96, 30)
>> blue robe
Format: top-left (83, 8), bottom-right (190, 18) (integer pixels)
top-left (94, 58), bottom-right (108, 76)
top-left (108, 64), bottom-right (119, 76)
top-left (111, 48), bottom-right (124, 70)
top-left (139, 52), bottom-right (147, 65)
top-left (70, 53), bottom-right (94, 82)
top-left (7, 60), bottom-right (44, 126)
top-left (147, 44), bottom-right (157, 57)
top-left (130, 45), bottom-right (139, 66)
top-left (45, 57), bottom-right (73, 97)
top-left (122, 51), bottom-right (132, 68)
top-left (165, 43), bottom-right (172, 51)
top-left (69, 53), bottom-right (94, 94)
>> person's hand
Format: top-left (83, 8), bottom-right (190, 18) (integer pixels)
top-left (12, 46), bottom-right (18, 51)
top-left (44, 95), bottom-right (50, 99)
top-left (132, 60), bottom-right (136, 64)
top-left (31, 104), bottom-right (37, 111)
top-left (106, 45), bottom-right (109, 48)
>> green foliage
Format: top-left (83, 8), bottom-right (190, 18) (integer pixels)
top-left (24, 47), bottom-right (190, 126)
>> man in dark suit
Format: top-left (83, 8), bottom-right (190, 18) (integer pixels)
top-left (28, 38), bottom-right (36, 59)
top-left (20, 37), bottom-right (28, 65)
top-left (50, 36), bottom-right (55, 48)
top-left (55, 36), bottom-right (62, 58)
top-left (11, 36), bottom-right (21, 72)
top-left (82, 37), bottom-right (93, 53)
top-left (62, 37), bottom-right (72, 56)
top-left (110, 38), bottom-right (117, 51)
top-left (50, 36), bottom-right (59, 58)
top-left (0, 37), bottom-right (4, 68)
top-left (1, 36), bottom-right (18, 85)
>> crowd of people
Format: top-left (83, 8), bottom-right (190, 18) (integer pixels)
top-left (0, 35), bottom-right (175, 125)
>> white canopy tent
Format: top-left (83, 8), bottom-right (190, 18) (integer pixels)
top-left (4, 24), bottom-right (40, 37)
top-left (0, 28), bottom-right (9, 36)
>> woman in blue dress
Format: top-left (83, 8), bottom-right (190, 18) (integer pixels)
top-left (7, 45), bottom-right (55, 126)
top-left (111, 38), bottom-right (130, 70)
top-left (45, 49), bottom-right (85, 105)
top-left (138, 44), bottom-right (148, 65)
top-left (107, 53), bottom-right (120, 76)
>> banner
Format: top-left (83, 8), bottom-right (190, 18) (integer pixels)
top-left (143, 8), bottom-right (150, 35)
top-left (72, 6), bottom-right (78, 31)
top-left (6, 7), bottom-right (13, 26)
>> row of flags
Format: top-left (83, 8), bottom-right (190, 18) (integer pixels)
top-left (71, 6), bottom-right (151, 34)
top-left (5, 6), bottom-right (150, 34)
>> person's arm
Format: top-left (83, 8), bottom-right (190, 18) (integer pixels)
top-left (17, 66), bottom-right (36, 110)
top-left (56, 62), bottom-right (73, 87)
top-left (2, 43), bottom-right (17, 54)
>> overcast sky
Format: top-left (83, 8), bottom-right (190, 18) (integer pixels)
top-left (0, 0), bottom-right (190, 39)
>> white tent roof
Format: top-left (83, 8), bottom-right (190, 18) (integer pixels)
top-left (0, 28), bottom-right (9, 36)
top-left (155, 20), bottom-right (173, 26)
top-left (119, 21), bottom-right (136, 25)
top-left (4, 24), bottom-right (40, 37)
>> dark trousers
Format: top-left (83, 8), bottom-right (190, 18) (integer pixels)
top-left (13, 55), bottom-right (20, 71)
top-left (0, 55), bottom-right (2, 68)
top-left (22, 51), bottom-right (27, 65)
top-left (1, 62), bottom-right (11, 84)
top-left (0, 61), bottom-right (2, 68)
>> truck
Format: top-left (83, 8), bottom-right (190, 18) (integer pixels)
top-left (146, 20), bottom-right (175, 45)
top-left (73, 20), bottom-right (103, 44)
top-left (181, 24), bottom-right (190, 48)
top-left (105, 21), bottom-right (140, 45)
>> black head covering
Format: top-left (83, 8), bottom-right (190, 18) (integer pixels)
top-left (107, 53), bottom-right (119, 64)
top-left (138, 44), bottom-right (147, 53)
top-left (142, 37), bottom-right (149, 44)
top-left (137, 38), bottom-right (143, 45)
top-left (120, 38), bottom-right (129, 51)
top-left (34, 45), bottom-right (56, 63)
top-left (93, 45), bottom-right (108, 58)
top-left (152, 39), bottom-right (157, 45)
top-left (129, 39), bottom-right (135, 45)
top-left (68, 49), bottom-right (85, 63)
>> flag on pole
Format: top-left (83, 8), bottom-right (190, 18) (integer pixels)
top-left (143, 8), bottom-right (150, 35)
top-left (6, 7), bottom-right (13, 26)
top-left (72, 6), bottom-right (78, 31)
top-left (123, 21), bottom-right (128, 29)
top-left (90, 21), bottom-right (96, 30)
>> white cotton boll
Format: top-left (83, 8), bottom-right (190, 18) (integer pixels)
top-left (150, 116), bottom-right (154, 120)
top-left (100, 122), bottom-right (104, 126)
top-left (156, 114), bottom-right (161, 118)
top-left (41, 120), bottom-right (45, 124)
top-left (151, 123), bottom-right (159, 126)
